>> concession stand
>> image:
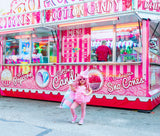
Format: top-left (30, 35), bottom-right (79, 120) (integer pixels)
top-left (1, 0), bottom-right (160, 111)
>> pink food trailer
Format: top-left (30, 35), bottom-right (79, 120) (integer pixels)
top-left (0, 0), bottom-right (160, 111)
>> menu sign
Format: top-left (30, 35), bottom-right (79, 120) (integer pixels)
top-left (61, 28), bottom-right (90, 63)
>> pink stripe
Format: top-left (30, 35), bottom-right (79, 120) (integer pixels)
top-left (123, 65), bottom-right (127, 73)
top-left (51, 65), bottom-right (54, 75)
top-left (57, 30), bottom-right (60, 63)
top-left (69, 38), bottom-right (72, 63)
top-left (83, 65), bottom-right (88, 71)
top-left (56, 64), bottom-right (59, 71)
top-left (12, 66), bottom-right (15, 77)
top-left (131, 65), bottom-right (135, 76)
top-left (138, 64), bottom-right (142, 78)
top-left (73, 39), bottom-right (76, 62)
top-left (32, 66), bottom-right (35, 76)
top-left (90, 65), bottom-right (94, 69)
top-left (71, 65), bottom-right (75, 74)
top-left (109, 65), bottom-right (113, 76)
top-left (2, 66), bottom-right (4, 71)
top-left (41, 65), bottom-right (45, 69)
top-left (97, 65), bottom-right (100, 70)
top-left (61, 65), bottom-right (65, 72)
top-left (37, 66), bottom-right (40, 73)
top-left (79, 38), bottom-right (82, 62)
top-left (146, 19), bottom-right (150, 96)
top-left (30, 66), bottom-right (32, 74)
top-left (101, 65), bottom-right (106, 77)
top-left (142, 20), bottom-right (148, 96)
top-left (116, 65), bottom-right (120, 76)
top-left (77, 65), bottom-right (81, 75)
top-left (75, 38), bottom-right (78, 62)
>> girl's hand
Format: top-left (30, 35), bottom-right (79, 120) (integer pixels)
top-left (70, 84), bottom-right (76, 92)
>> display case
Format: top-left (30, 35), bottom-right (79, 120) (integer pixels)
top-left (3, 28), bottom-right (57, 65)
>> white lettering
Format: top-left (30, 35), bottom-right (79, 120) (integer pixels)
top-left (52, 69), bottom-right (77, 89)
top-left (122, 77), bottom-right (145, 89)
top-left (13, 72), bottom-right (33, 86)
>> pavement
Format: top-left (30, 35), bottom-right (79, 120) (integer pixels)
top-left (0, 96), bottom-right (160, 136)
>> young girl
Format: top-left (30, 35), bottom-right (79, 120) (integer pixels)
top-left (69, 70), bottom-right (92, 125)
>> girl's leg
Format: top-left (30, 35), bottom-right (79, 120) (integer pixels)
top-left (79, 103), bottom-right (86, 125)
top-left (70, 101), bottom-right (79, 123)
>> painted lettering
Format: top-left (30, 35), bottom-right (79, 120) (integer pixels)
top-left (0, 12), bottom-right (38, 30)
top-left (107, 82), bottom-right (121, 93)
top-left (144, 1), bottom-right (160, 10)
top-left (122, 77), bottom-right (145, 89)
top-left (44, 0), bottom-right (85, 7)
top-left (53, 69), bottom-right (77, 89)
top-left (13, 72), bottom-right (33, 86)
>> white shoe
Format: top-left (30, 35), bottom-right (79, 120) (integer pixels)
top-left (78, 120), bottom-right (84, 125)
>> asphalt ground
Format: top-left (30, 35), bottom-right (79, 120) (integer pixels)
top-left (0, 97), bottom-right (159, 136)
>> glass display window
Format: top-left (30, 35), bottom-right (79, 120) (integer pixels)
top-left (31, 28), bottom-right (57, 64)
top-left (91, 22), bottom-right (141, 62)
top-left (49, 41), bottom-right (57, 63)
top-left (3, 28), bottom-right (58, 65)
top-left (4, 32), bottom-right (31, 64)
top-left (32, 41), bottom-right (49, 63)
top-left (116, 23), bottom-right (141, 62)
top-left (149, 21), bottom-right (160, 64)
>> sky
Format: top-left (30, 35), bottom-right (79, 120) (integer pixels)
top-left (0, 0), bottom-right (11, 16)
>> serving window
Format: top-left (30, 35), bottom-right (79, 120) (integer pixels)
top-left (91, 27), bottom-right (113, 62)
top-left (91, 22), bottom-right (141, 62)
top-left (60, 17), bottom-right (142, 64)
top-left (116, 23), bottom-right (141, 62)
top-left (149, 21), bottom-right (160, 64)
top-left (87, 22), bottom-right (142, 62)
top-left (3, 28), bottom-right (57, 65)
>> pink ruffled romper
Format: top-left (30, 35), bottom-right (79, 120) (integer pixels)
top-left (74, 86), bottom-right (92, 104)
